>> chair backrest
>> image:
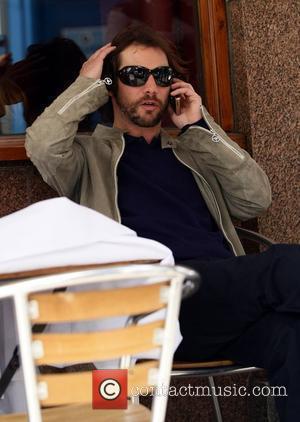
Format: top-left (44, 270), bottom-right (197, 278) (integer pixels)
top-left (3, 263), bottom-right (197, 422)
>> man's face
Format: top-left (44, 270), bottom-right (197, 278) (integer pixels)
top-left (113, 44), bottom-right (170, 127)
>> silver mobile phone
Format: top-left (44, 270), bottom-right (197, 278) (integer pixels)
top-left (169, 95), bottom-right (181, 115)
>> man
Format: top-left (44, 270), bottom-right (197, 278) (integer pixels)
top-left (26, 25), bottom-right (299, 421)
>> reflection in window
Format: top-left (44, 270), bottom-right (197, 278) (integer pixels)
top-left (0, 0), bottom-right (202, 135)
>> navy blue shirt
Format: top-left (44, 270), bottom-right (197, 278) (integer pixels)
top-left (117, 123), bottom-right (234, 261)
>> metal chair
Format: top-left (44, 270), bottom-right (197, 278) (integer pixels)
top-left (171, 226), bottom-right (275, 422)
top-left (0, 263), bottom-right (199, 422)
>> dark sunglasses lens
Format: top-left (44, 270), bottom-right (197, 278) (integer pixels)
top-left (153, 67), bottom-right (173, 86)
top-left (119, 66), bottom-right (148, 86)
top-left (118, 66), bottom-right (174, 87)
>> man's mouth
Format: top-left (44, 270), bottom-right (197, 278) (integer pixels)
top-left (140, 100), bottom-right (159, 110)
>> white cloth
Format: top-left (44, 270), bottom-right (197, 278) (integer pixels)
top-left (0, 198), bottom-right (181, 414)
top-left (0, 197), bottom-right (174, 272)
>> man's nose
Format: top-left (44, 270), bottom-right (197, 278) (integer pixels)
top-left (143, 74), bottom-right (158, 93)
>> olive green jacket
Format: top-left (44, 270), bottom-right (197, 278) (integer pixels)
top-left (25, 76), bottom-right (272, 256)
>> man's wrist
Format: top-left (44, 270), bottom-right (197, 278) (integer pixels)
top-left (180, 118), bottom-right (209, 134)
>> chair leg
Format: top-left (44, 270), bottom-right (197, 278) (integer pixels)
top-left (208, 376), bottom-right (223, 422)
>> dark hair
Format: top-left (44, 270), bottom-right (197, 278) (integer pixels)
top-left (101, 23), bottom-right (188, 122)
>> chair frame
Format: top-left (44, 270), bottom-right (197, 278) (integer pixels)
top-left (171, 226), bottom-right (275, 422)
top-left (0, 264), bottom-right (199, 422)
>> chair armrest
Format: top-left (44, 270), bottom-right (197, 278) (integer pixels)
top-left (180, 267), bottom-right (201, 300)
top-left (235, 226), bottom-right (275, 248)
top-left (126, 268), bottom-right (201, 326)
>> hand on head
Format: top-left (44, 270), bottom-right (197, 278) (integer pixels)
top-left (80, 42), bottom-right (116, 80)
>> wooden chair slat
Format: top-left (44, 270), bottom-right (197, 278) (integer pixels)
top-left (0, 414), bottom-right (26, 421)
top-left (0, 403), bottom-right (151, 422)
top-left (33, 320), bottom-right (164, 365)
top-left (30, 282), bottom-right (168, 323)
top-left (38, 360), bottom-right (158, 406)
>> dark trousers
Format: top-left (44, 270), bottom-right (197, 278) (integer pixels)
top-left (175, 244), bottom-right (300, 422)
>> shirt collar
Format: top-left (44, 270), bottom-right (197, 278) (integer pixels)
top-left (124, 132), bottom-right (161, 147)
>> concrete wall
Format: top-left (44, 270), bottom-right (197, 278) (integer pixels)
top-left (0, 161), bottom-right (56, 218)
top-left (227, 0), bottom-right (299, 243)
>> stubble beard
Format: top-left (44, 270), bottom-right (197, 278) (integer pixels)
top-left (116, 94), bottom-right (168, 128)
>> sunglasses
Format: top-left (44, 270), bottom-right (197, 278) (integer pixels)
top-left (117, 65), bottom-right (174, 87)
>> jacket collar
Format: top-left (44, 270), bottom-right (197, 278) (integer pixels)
top-left (93, 124), bottom-right (124, 143)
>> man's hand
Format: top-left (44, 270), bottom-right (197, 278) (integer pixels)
top-left (79, 42), bottom-right (116, 80)
top-left (169, 79), bottom-right (203, 129)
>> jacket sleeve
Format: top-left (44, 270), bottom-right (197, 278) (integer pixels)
top-left (25, 75), bottom-right (109, 196)
top-left (179, 106), bottom-right (272, 220)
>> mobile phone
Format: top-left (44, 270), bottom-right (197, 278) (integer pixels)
top-left (169, 95), bottom-right (181, 115)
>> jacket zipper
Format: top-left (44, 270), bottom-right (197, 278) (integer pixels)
top-left (113, 135), bottom-right (125, 223)
top-left (190, 107), bottom-right (245, 160)
top-left (172, 149), bottom-right (238, 256)
top-left (57, 78), bottom-right (112, 115)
